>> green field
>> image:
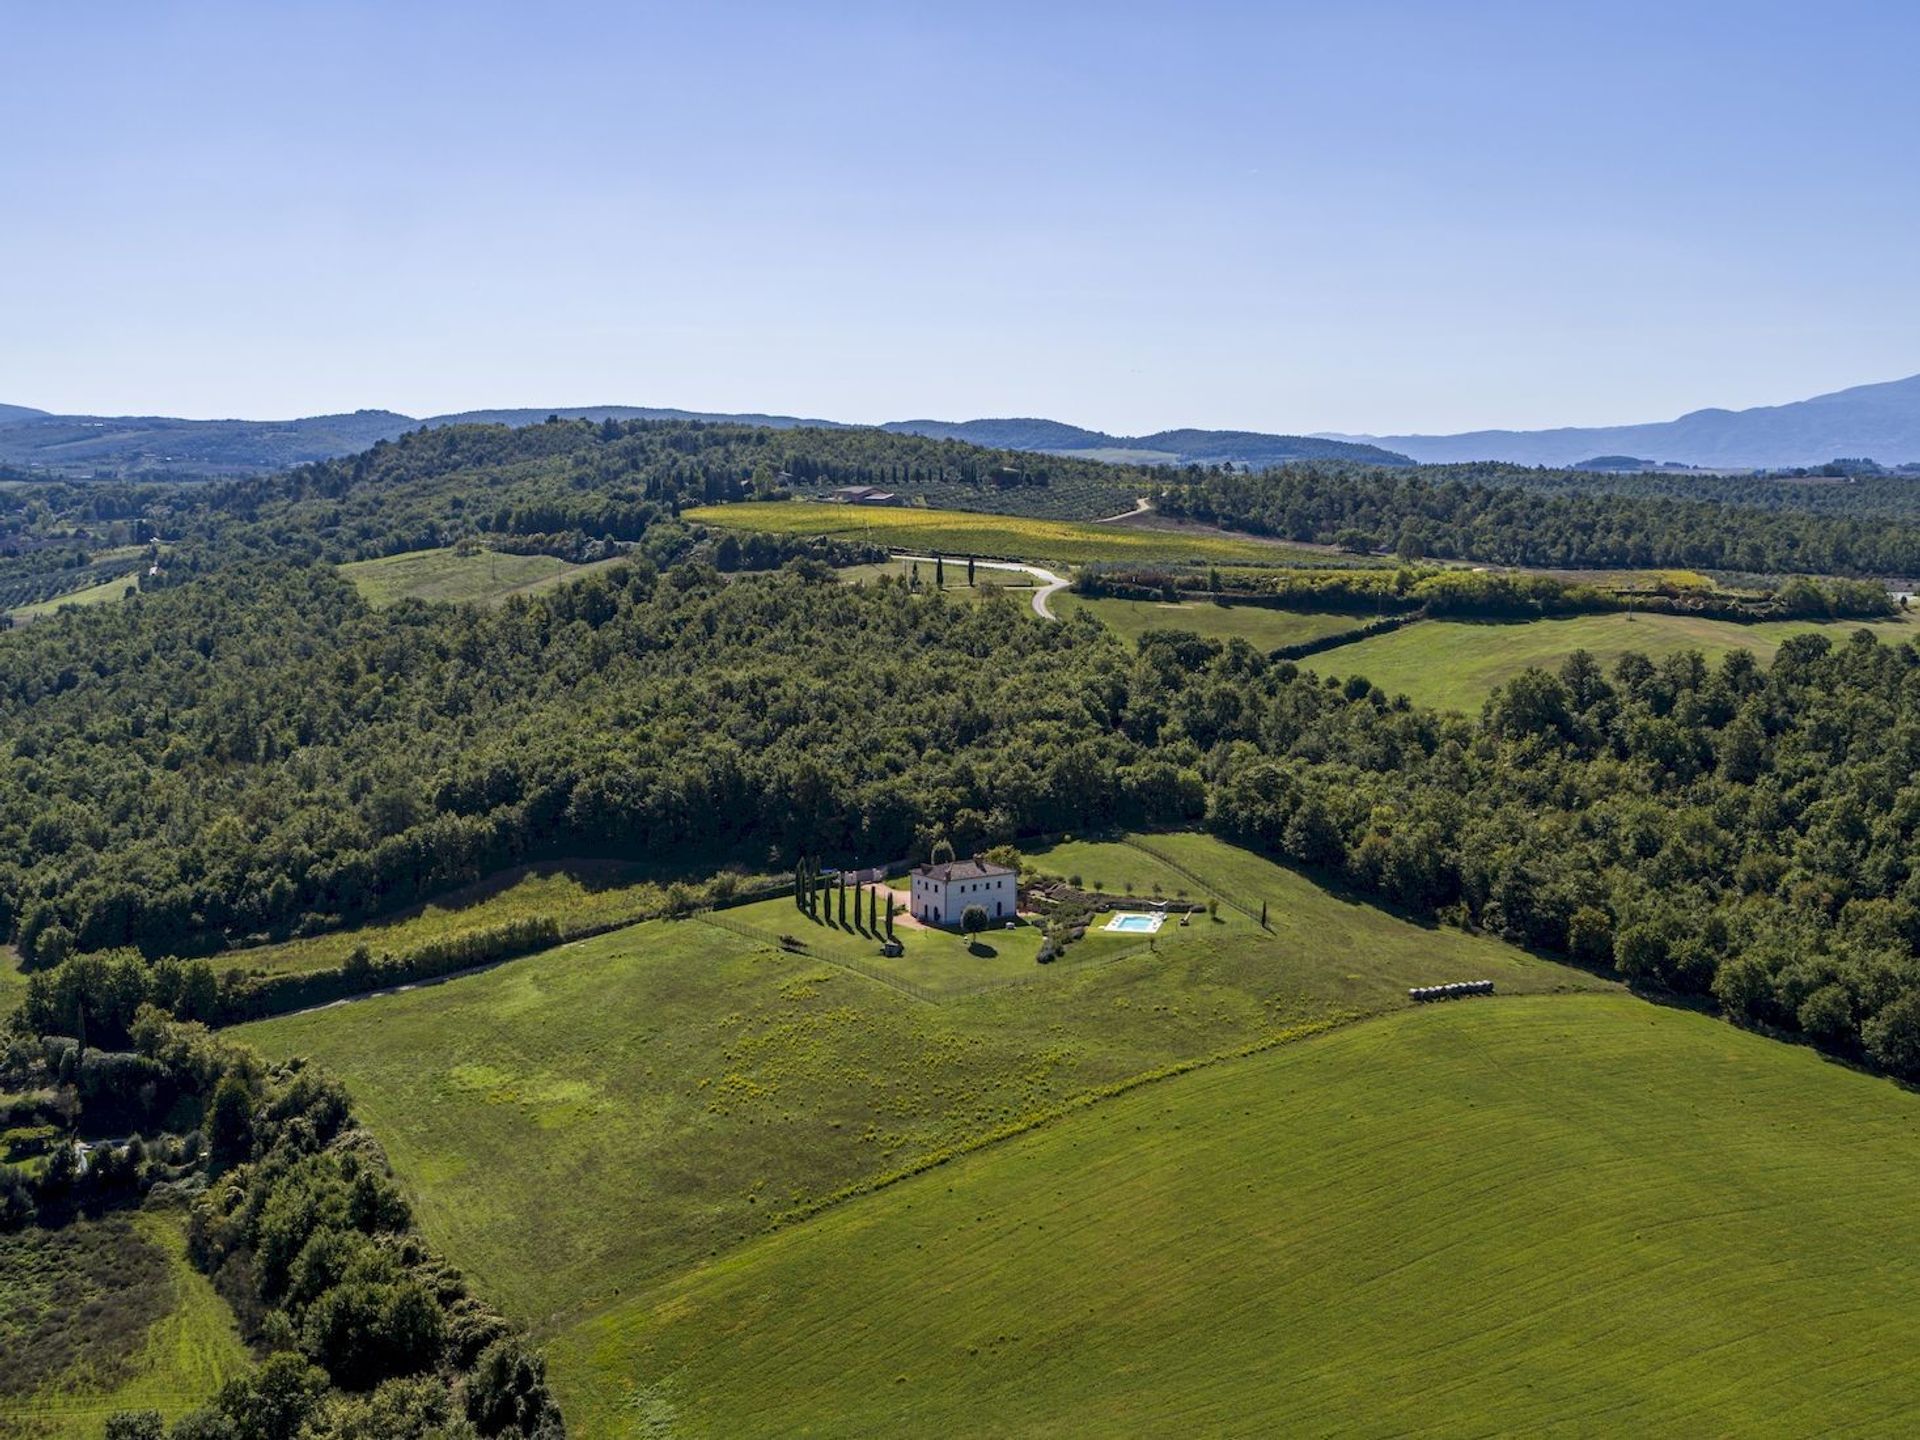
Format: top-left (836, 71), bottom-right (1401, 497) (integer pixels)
top-left (550, 993), bottom-right (1920, 1437)
top-left (0, 947), bottom-right (24, 1019)
top-left (685, 503), bottom-right (1317, 568)
top-left (838, 558), bottom-right (1035, 593)
top-left (220, 861), bottom-right (732, 978)
top-left (338, 547), bottom-right (622, 608)
top-left (7, 570), bottom-right (144, 622)
top-left (239, 836), bottom-right (1598, 1341)
top-left (1052, 592), bottom-right (1367, 650)
top-left (0, 1207), bottom-right (249, 1439)
top-left (1318, 608), bottom-right (1920, 711)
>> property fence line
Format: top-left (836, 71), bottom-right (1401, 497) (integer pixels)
top-left (691, 908), bottom-right (1167, 1006)
top-left (1120, 835), bottom-right (1264, 926)
top-left (691, 910), bottom-right (942, 1006)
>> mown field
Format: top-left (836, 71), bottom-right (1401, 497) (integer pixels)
top-left (0, 948), bottom-right (25, 1020)
top-left (338, 546), bottom-right (622, 608)
top-left (6, 570), bottom-right (143, 623)
top-left (1317, 608), bottom-right (1920, 711)
top-left (240, 836), bottom-right (1599, 1339)
top-left (837, 558), bottom-right (1035, 593)
top-left (685, 503), bottom-right (1319, 567)
top-left (549, 993), bottom-right (1920, 1438)
top-left (0, 1207), bottom-right (248, 1439)
top-left (1052, 593), bottom-right (1367, 650)
top-left (220, 860), bottom-right (731, 979)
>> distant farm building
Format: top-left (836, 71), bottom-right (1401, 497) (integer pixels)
top-left (830, 485), bottom-right (902, 505)
top-left (910, 857), bottom-right (1015, 928)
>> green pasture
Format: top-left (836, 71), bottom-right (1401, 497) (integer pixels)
top-left (1052, 592), bottom-right (1368, 650)
top-left (0, 1207), bottom-right (249, 1438)
top-left (684, 502), bottom-right (1318, 568)
top-left (338, 547), bottom-right (623, 608)
top-left (238, 836), bottom-right (1600, 1336)
top-left (837, 558), bottom-right (1035, 593)
top-left (7, 571), bottom-right (143, 622)
top-left (1316, 607), bottom-right (1920, 711)
top-left (551, 993), bottom-right (1920, 1438)
top-left (221, 861), bottom-right (720, 978)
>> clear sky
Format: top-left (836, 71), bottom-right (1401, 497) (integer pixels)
top-left (3, 1), bottom-right (1916, 435)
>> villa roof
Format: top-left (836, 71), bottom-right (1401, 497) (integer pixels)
top-left (913, 858), bottom-right (1015, 883)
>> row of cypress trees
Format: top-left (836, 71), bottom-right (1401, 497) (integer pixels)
top-left (793, 856), bottom-right (895, 937)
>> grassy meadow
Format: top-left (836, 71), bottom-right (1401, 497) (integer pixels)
top-left (219, 861), bottom-right (723, 978)
top-left (238, 836), bottom-right (1601, 1336)
top-left (338, 547), bottom-right (623, 608)
top-left (1316, 608), bottom-right (1920, 711)
top-left (0, 1207), bottom-right (248, 1439)
top-left (550, 993), bottom-right (1920, 1437)
top-left (1052, 592), bottom-right (1367, 650)
top-left (837, 558), bottom-right (1036, 593)
top-left (684, 502), bottom-right (1318, 567)
top-left (6, 570), bottom-right (144, 623)
top-left (0, 948), bottom-right (25, 1020)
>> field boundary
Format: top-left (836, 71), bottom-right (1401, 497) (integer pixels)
top-left (549, 1008), bottom-right (1359, 1339)
top-left (1121, 835), bottom-right (1264, 925)
top-left (692, 908), bottom-right (1163, 1005)
top-left (693, 911), bottom-right (941, 1004)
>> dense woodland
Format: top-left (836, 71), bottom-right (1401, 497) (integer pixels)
top-left (0, 1010), bottom-right (563, 1437)
top-left (12, 416), bottom-right (1920, 1434)
top-left (3, 538), bottom-right (1920, 1079)
top-left (12, 418), bottom-right (1920, 584)
top-left (1156, 464), bottom-right (1920, 575)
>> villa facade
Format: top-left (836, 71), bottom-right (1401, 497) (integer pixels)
top-left (909, 857), bottom-right (1016, 928)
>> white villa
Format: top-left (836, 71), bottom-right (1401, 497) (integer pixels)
top-left (909, 857), bottom-right (1016, 928)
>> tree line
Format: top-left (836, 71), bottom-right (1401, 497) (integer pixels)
top-left (1152, 463), bottom-right (1920, 575)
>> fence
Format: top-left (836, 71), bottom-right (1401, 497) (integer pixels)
top-left (1120, 835), bottom-right (1264, 926)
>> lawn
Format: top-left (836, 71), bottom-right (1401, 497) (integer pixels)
top-left (549, 993), bottom-right (1920, 1438)
top-left (238, 835), bottom-right (1601, 1338)
top-left (684, 503), bottom-right (1317, 568)
top-left (1052, 593), bottom-right (1367, 650)
top-left (0, 1206), bottom-right (249, 1438)
top-left (1315, 608), bottom-right (1920, 711)
top-left (338, 547), bottom-right (623, 608)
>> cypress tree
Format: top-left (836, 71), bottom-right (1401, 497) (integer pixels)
top-left (838, 875), bottom-right (847, 926)
top-left (1260, 899), bottom-right (1268, 929)
top-left (936, 554), bottom-right (945, 588)
top-left (967, 556), bottom-right (976, 586)
top-left (869, 884), bottom-right (878, 931)
top-left (886, 898), bottom-right (895, 938)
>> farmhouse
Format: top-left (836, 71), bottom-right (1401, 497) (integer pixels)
top-left (910, 857), bottom-right (1016, 928)
top-left (829, 485), bottom-right (901, 505)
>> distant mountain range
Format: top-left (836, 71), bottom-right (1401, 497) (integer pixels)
top-left (1329, 373), bottom-right (1920, 469)
top-left (3, 371), bottom-right (1918, 477)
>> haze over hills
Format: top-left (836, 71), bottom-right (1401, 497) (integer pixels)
top-left (1337, 373), bottom-right (1920, 469)
top-left (3, 371), bottom-right (1918, 478)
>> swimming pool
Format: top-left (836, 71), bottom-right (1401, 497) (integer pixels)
top-left (1104, 912), bottom-right (1165, 934)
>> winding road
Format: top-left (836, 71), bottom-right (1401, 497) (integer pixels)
top-left (894, 553), bottom-right (1069, 620)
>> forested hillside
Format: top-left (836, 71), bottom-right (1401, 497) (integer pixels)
top-left (6, 539), bottom-right (1920, 1080)
top-left (1156, 463), bottom-right (1920, 573)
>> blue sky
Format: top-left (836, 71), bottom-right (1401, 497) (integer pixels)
top-left (3, 1), bottom-right (1916, 433)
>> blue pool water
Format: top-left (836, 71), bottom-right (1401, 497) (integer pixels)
top-left (1108, 913), bottom-right (1160, 933)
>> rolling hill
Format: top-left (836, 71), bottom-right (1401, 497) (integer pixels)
top-left (1346, 372), bottom-right (1920, 468)
top-left (881, 416), bottom-right (1413, 467)
top-left (9, 369), bottom-right (1920, 476)
top-left (547, 993), bottom-right (1920, 1437)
